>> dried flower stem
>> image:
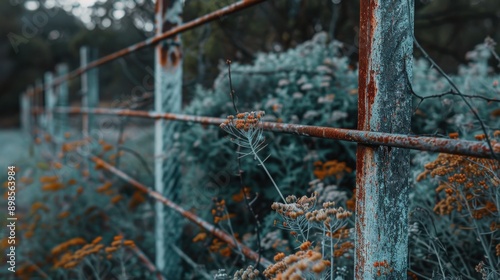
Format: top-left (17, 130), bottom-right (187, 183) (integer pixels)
top-left (220, 111), bottom-right (286, 203)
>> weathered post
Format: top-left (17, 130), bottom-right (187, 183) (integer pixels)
top-left (26, 86), bottom-right (35, 138)
top-left (154, 0), bottom-right (183, 276)
top-left (20, 92), bottom-right (30, 136)
top-left (355, 0), bottom-right (414, 278)
top-left (56, 63), bottom-right (69, 139)
top-left (44, 72), bottom-right (56, 138)
top-left (80, 46), bottom-right (99, 178)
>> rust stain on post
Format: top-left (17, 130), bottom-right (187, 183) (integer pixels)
top-left (355, 0), bottom-right (415, 278)
top-left (355, 1), bottom-right (378, 272)
top-left (357, 1), bottom-right (377, 128)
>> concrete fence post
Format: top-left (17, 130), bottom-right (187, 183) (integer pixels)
top-left (80, 46), bottom-right (99, 139)
top-left (56, 63), bottom-right (69, 139)
top-left (355, 0), bottom-right (414, 278)
top-left (154, 0), bottom-right (183, 276)
top-left (20, 92), bottom-right (30, 136)
top-left (80, 46), bottom-right (99, 178)
top-left (44, 72), bottom-right (56, 138)
top-left (35, 79), bottom-right (44, 133)
top-left (26, 86), bottom-right (35, 137)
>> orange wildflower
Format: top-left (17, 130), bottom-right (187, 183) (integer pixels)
top-left (128, 190), bottom-right (146, 209)
top-left (123, 240), bottom-right (135, 247)
top-left (91, 236), bottom-right (102, 245)
top-left (111, 195), bottom-right (123, 204)
top-left (39, 175), bottom-right (58, 183)
top-left (31, 202), bottom-right (49, 213)
top-left (192, 232), bottom-right (207, 242)
top-left (57, 211), bottom-right (70, 219)
top-left (96, 182), bottom-right (113, 193)
top-left (41, 182), bottom-right (64, 191)
top-left (219, 247), bottom-right (231, 257)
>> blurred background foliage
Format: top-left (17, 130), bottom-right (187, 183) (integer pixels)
top-left (1, 0), bottom-right (500, 126)
top-left (1, 0), bottom-right (500, 279)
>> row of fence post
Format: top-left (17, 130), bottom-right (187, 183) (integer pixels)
top-left (20, 46), bottom-right (99, 145)
top-left (18, 1), bottom-right (185, 276)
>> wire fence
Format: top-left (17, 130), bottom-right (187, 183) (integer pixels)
top-left (18, 0), bottom-right (499, 278)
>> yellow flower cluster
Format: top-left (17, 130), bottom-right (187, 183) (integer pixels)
top-left (51, 237), bottom-right (87, 256)
top-left (333, 241), bottom-right (354, 258)
top-left (207, 237), bottom-right (233, 257)
top-left (96, 181), bottom-right (113, 193)
top-left (313, 160), bottom-right (352, 180)
top-left (271, 194), bottom-right (317, 219)
top-left (52, 235), bottom-right (136, 269)
top-left (306, 202), bottom-right (352, 223)
top-left (418, 149), bottom-right (499, 218)
top-left (15, 264), bottom-right (37, 280)
top-left (211, 198), bottom-right (235, 224)
top-left (98, 139), bottom-right (114, 152)
top-left (264, 242), bottom-right (330, 279)
top-left (31, 202), bottom-right (49, 213)
top-left (220, 111), bottom-right (265, 132)
top-left (233, 265), bottom-right (260, 280)
top-left (61, 139), bottom-right (88, 153)
top-left (128, 190), bottom-right (147, 209)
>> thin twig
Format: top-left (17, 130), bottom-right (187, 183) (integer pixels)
top-left (226, 60), bottom-right (239, 113)
top-left (405, 0), bottom-right (498, 161)
top-left (26, 260), bottom-right (50, 279)
top-left (171, 244), bottom-right (211, 280)
top-left (484, 37), bottom-right (500, 67)
top-left (130, 246), bottom-right (166, 280)
top-left (226, 60), bottom-right (263, 267)
top-left (412, 89), bottom-right (500, 112)
top-left (117, 145), bottom-right (154, 176)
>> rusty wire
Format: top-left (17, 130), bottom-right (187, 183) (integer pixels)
top-left (89, 153), bottom-right (273, 268)
top-left (36, 0), bottom-right (267, 91)
top-left (48, 106), bottom-right (500, 159)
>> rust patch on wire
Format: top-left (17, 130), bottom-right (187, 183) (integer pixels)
top-left (47, 0), bottom-right (266, 88)
top-left (52, 106), bottom-right (500, 158)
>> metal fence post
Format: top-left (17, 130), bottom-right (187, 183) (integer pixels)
top-left (80, 46), bottom-right (99, 139)
top-left (26, 86), bottom-right (35, 138)
top-left (355, 0), bottom-right (414, 278)
top-left (56, 63), bottom-right (69, 139)
top-left (44, 72), bottom-right (56, 138)
top-left (35, 79), bottom-right (44, 134)
top-left (20, 92), bottom-right (30, 136)
top-left (154, 0), bottom-right (183, 276)
top-left (80, 46), bottom-right (99, 178)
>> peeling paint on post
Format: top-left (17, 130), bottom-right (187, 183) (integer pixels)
top-left (56, 64), bottom-right (69, 139)
top-left (355, 0), bottom-right (414, 279)
top-left (154, 0), bottom-right (183, 276)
